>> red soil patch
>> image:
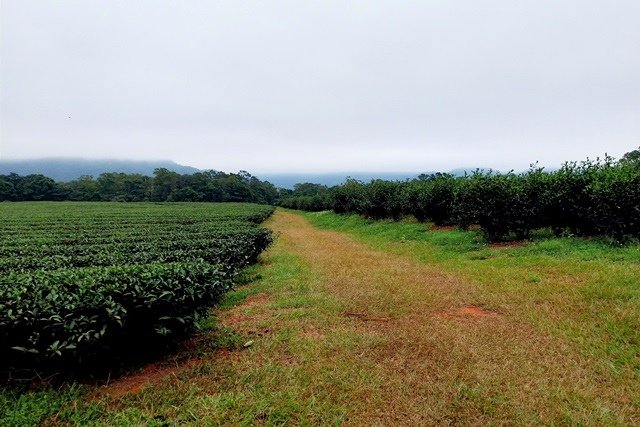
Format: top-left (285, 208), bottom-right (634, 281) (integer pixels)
top-left (437, 305), bottom-right (498, 319)
top-left (97, 358), bottom-right (204, 398)
top-left (223, 293), bottom-right (270, 325)
top-left (226, 314), bottom-right (247, 325)
top-left (241, 293), bottom-right (270, 307)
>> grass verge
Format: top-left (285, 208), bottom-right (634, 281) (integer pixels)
top-left (302, 210), bottom-right (640, 405)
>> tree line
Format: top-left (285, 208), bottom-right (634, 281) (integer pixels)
top-left (279, 148), bottom-right (640, 243)
top-left (0, 168), bottom-right (279, 204)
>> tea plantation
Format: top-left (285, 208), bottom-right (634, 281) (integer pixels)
top-left (0, 202), bottom-right (274, 367)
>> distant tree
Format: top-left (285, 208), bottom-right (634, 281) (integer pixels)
top-left (291, 183), bottom-right (329, 197)
top-left (96, 173), bottom-right (124, 201)
top-left (68, 175), bottom-right (99, 201)
top-left (222, 174), bottom-right (253, 202)
top-left (417, 172), bottom-right (453, 181)
top-left (19, 174), bottom-right (60, 201)
top-left (182, 172), bottom-right (210, 201)
top-left (0, 177), bottom-right (15, 201)
top-left (621, 147), bottom-right (640, 164)
top-left (0, 170), bottom-right (278, 204)
top-left (151, 168), bottom-right (181, 201)
top-left (247, 175), bottom-right (278, 204)
top-left (168, 187), bottom-right (201, 202)
top-left (122, 174), bottom-right (152, 201)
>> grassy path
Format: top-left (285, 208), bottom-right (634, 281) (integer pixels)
top-left (10, 209), bottom-right (637, 425)
top-left (251, 210), bottom-right (635, 425)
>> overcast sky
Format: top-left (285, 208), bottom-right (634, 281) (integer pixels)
top-left (1, 1), bottom-right (639, 173)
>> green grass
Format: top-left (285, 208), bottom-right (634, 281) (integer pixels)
top-left (0, 241), bottom-right (349, 425)
top-left (3, 209), bottom-right (639, 425)
top-left (302, 211), bottom-right (640, 382)
top-left (0, 385), bottom-right (103, 427)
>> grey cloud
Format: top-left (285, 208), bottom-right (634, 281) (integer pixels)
top-left (1, 0), bottom-right (639, 173)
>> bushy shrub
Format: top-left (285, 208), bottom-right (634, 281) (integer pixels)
top-left (453, 171), bottom-right (514, 241)
top-left (278, 194), bottom-right (332, 211)
top-left (403, 180), bottom-right (430, 222)
top-left (360, 180), bottom-right (405, 220)
top-left (332, 179), bottom-right (369, 214)
top-left (0, 263), bottom-right (231, 361)
top-left (544, 161), bottom-right (600, 236)
top-left (588, 160), bottom-right (640, 241)
top-left (286, 155), bottom-right (640, 243)
top-left (404, 174), bottom-right (457, 225)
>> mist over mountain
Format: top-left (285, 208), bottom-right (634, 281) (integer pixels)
top-left (258, 170), bottom-right (484, 189)
top-left (0, 158), bottom-right (200, 182)
top-left (257, 173), bottom-right (418, 189)
top-left (0, 158), bottom-right (490, 188)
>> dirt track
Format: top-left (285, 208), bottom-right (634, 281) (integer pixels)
top-left (254, 211), bottom-right (616, 425)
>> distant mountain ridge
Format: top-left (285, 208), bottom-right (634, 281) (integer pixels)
top-left (0, 158), bottom-right (489, 188)
top-left (0, 158), bottom-right (200, 182)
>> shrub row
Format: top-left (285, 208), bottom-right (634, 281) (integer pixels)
top-left (279, 158), bottom-right (640, 242)
top-left (0, 263), bottom-right (231, 360)
top-left (0, 203), bottom-right (275, 367)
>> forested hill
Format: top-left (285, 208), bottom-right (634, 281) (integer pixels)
top-left (0, 169), bottom-right (278, 204)
top-left (0, 158), bottom-right (199, 182)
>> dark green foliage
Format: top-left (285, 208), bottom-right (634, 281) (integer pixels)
top-left (284, 154), bottom-right (640, 243)
top-left (404, 174), bottom-right (456, 225)
top-left (0, 178), bottom-right (15, 201)
top-left (454, 171), bottom-right (540, 241)
top-left (278, 194), bottom-right (333, 211)
top-left (0, 169), bottom-right (278, 204)
top-left (0, 262), bottom-right (231, 360)
top-left (0, 174), bottom-right (68, 201)
top-left (361, 180), bottom-right (405, 220)
top-left (543, 161), bottom-right (600, 236)
top-left (0, 203), bottom-right (274, 366)
top-left (331, 179), bottom-right (369, 214)
top-left (588, 160), bottom-right (640, 241)
top-left (621, 146), bottom-right (640, 164)
top-left (277, 182), bottom-right (333, 211)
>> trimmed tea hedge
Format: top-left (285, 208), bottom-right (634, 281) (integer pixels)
top-left (279, 156), bottom-right (640, 242)
top-left (0, 203), bottom-right (274, 364)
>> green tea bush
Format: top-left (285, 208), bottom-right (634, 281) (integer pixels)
top-left (278, 155), bottom-right (639, 244)
top-left (453, 171), bottom-right (517, 241)
top-left (543, 161), bottom-right (600, 236)
top-left (332, 179), bottom-right (369, 215)
top-left (278, 194), bottom-right (332, 211)
top-left (588, 160), bottom-right (640, 241)
top-left (361, 180), bottom-right (405, 220)
top-left (0, 203), bottom-right (275, 368)
top-left (404, 174), bottom-right (457, 225)
top-left (0, 263), bottom-right (231, 361)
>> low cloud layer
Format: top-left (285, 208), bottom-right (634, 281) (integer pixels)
top-left (1, 0), bottom-right (639, 172)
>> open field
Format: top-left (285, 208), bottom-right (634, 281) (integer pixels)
top-left (2, 207), bottom-right (639, 425)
